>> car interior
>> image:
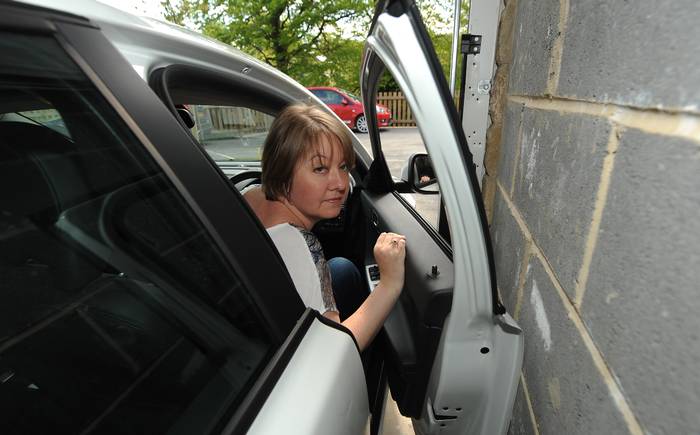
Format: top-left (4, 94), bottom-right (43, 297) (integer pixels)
top-left (149, 62), bottom-right (457, 422)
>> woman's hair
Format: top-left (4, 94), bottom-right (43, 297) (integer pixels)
top-left (261, 103), bottom-right (355, 200)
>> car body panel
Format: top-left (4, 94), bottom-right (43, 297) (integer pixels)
top-left (245, 316), bottom-right (368, 435)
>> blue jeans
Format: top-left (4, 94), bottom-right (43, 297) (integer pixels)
top-left (328, 257), bottom-right (366, 321)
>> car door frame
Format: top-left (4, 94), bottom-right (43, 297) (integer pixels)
top-left (361, 1), bottom-right (524, 434)
top-left (1, 3), bottom-right (369, 433)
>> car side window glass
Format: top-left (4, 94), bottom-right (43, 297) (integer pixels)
top-left (0, 32), bottom-right (275, 434)
top-left (311, 89), bottom-right (329, 103)
top-left (373, 75), bottom-right (441, 232)
top-left (327, 91), bottom-right (344, 105)
top-left (186, 104), bottom-right (273, 163)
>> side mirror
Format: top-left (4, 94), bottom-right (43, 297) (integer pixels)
top-left (341, 98), bottom-right (349, 105)
top-left (405, 153), bottom-right (439, 194)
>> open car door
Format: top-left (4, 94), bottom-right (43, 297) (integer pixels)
top-left (361, 1), bottom-right (524, 434)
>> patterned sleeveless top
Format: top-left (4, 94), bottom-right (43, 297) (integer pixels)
top-left (290, 224), bottom-right (337, 313)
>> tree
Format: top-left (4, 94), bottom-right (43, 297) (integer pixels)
top-left (416, 0), bottom-right (471, 90)
top-left (376, 0), bottom-right (470, 92)
top-left (160, 0), bottom-right (468, 94)
top-left (162, 0), bottom-right (372, 89)
top-left (306, 37), bottom-right (365, 92)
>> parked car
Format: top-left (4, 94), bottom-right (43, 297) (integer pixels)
top-left (308, 86), bottom-right (392, 133)
top-left (0, 1), bottom-right (523, 434)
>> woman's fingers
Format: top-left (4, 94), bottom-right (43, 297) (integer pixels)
top-left (373, 232), bottom-right (406, 292)
top-left (375, 235), bottom-right (404, 252)
top-left (374, 233), bottom-right (406, 261)
top-left (377, 232), bottom-right (405, 246)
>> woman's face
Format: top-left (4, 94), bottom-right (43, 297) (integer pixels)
top-left (287, 136), bottom-right (350, 227)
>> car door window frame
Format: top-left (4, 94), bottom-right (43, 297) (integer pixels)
top-left (360, 60), bottom-right (454, 258)
top-left (361, 3), bottom-right (523, 433)
top-left (361, 2), bottom-right (503, 316)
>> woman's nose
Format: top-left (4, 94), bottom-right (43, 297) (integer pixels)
top-left (328, 168), bottom-right (347, 190)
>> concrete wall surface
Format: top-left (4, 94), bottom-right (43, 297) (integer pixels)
top-left (483, 0), bottom-right (700, 434)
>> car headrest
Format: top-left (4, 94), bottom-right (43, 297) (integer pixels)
top-left (0, 121), bottom-right (102, 291)
top-left (0, 122), bottom-right (63, 224)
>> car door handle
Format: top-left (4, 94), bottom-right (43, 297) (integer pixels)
top-left (370, 211), bottom-right (379, 229)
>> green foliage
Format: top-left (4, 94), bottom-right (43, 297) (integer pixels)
top-left (161, 0), bottom-right (469, 94)
top-left (303, 38), bottom-right (365, 93)
top-left (162, 0), bottom-right (371, 91)
top-left (375, 0), bottom-right (470, 92)
top-left (419, 0), bottom-right (470, 91)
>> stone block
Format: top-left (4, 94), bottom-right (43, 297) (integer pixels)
top-left (508, 0), bottom-right (561, 96)
top-left (507, 379), bottom-right (537, 435)
top-left (582, 130), bottom-right (700, 434)
top-left (497, 102), bottom-right (524, 190)
top-left (512, 108), bottom-right (610, 299)
top-left (491, 187), bottom-right (528, 313)
top-left (558, 0), bottom-right (700, 112)
top-left (519, 256), bottom-right (629, 434)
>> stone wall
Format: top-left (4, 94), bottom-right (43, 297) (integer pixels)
top-left (484, 0), bottom-right (700, 433)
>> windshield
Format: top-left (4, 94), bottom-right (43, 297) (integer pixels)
top-left (340, 89), bottom-right (361, 103)
top-left (186, 104), bottom-right (273, 162)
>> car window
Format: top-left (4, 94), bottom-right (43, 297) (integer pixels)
top-left (326, 91), bottom-right (345, 105)
top-left (389, 145), bottom-right (441, 231)
top-left (341, 89), bottom-right (360, 102)
top-left (310, 89), bottom-right (329, 103)
top-left (374, 72), bottom-right (443, 235)
top-left (0, 32), bottom-right (275, 434)
top-left (187, 105), bottom-right (273, 162)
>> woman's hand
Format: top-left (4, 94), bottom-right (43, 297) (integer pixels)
top-left (373, 232), bottom-right (406, 293)
top-left (340, 231), bottom-right (406, 351)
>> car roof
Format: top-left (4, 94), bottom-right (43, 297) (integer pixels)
top-left (16, 0), bottom-right (316, 105)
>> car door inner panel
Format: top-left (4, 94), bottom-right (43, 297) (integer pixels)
top-left (360, 190), bottom-right (454, 418)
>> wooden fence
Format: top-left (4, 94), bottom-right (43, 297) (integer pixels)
top-left (189, 94), bottom-right (445, 135)
top-left (377, 91), bottom-right (459, 127)
top-left (189, 105), bottom-right (274, 142)
top-left (204, 106), bottom-right (274, 134)
top-left (377, 91), bottom-right (415, 127)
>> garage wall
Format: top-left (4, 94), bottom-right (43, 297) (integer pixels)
top-left (482, 0), bottom-right (700, 434)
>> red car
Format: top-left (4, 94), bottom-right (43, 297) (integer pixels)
top-left (308, 86), bottom-right (392, 133)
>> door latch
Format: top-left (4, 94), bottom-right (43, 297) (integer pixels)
top-left (461, 33), bottom-right (482, 55)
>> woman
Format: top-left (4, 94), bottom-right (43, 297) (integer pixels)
top-left (244, 103), bottom-right (406, 351)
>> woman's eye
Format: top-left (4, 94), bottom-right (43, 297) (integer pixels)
top-left (339, 163), bottom-right (349, 172)
top-left (313, 166), bottom-right (327, 173)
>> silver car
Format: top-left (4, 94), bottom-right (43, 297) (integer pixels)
top-left (0, 1), bottom-right (523, 434)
